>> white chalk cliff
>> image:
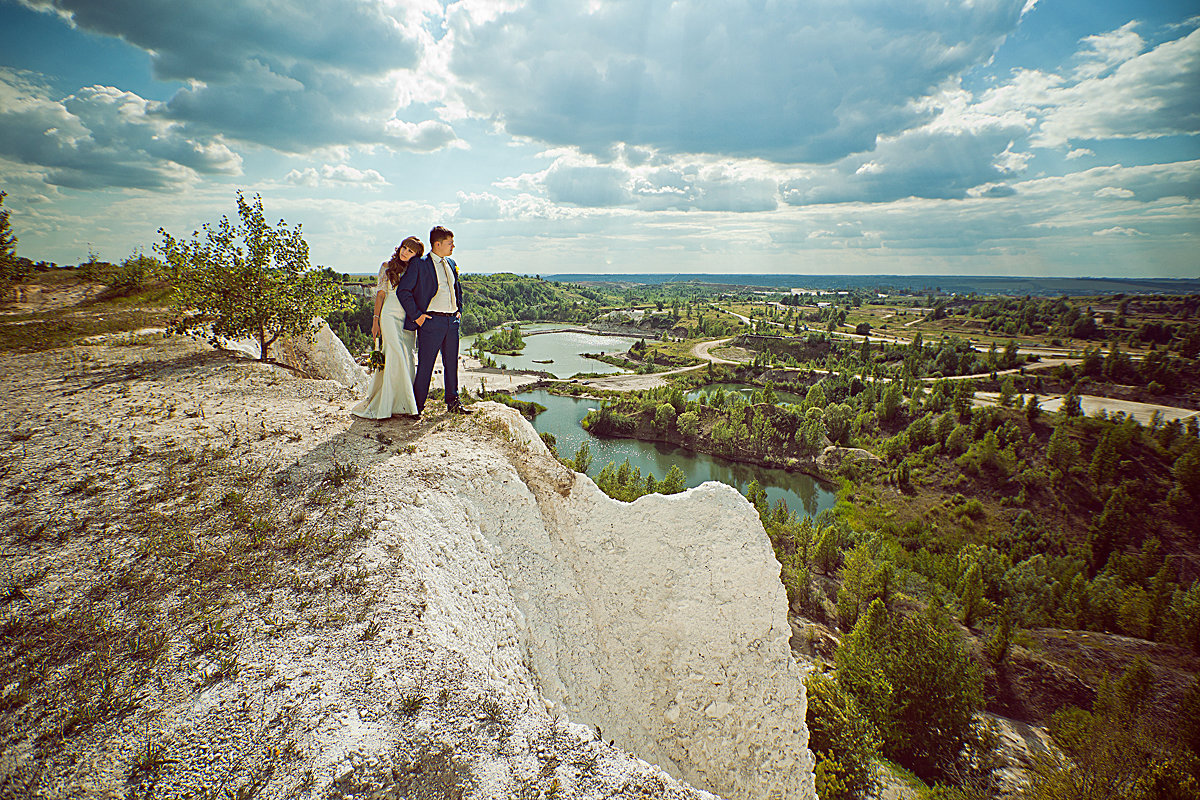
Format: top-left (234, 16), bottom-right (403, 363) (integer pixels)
top-left (145, 321), bottom-right (818, 798)
top-left (365, 405), bottom-right (816, 799)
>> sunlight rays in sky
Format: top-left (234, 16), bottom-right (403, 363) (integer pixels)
top-left (0, 0), bottom-right (1196, 276)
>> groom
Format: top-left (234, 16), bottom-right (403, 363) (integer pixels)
top-left (397, 225), bottom-right (471, 415)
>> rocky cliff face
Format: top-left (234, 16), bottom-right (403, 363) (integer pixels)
top-left (377, 406), bottom-right (816, 799)
top-left (273, 325), bottom-right (816, 797)
top-left (0, 326), bottom-right (813, 799)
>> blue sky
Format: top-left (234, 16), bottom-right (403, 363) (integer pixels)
top-left (0, 0), bottom-right (1197, 277)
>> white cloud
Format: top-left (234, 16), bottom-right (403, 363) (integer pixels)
top-left (543, 161), bottom-right (632, 207)
top-left (979, 26), bottom-right (1200, 148)
top-left (0, 68), bottom-right (242, 190)
top-left (498, 151), bottom-right (782, 213)
top-left (285, 164), bottom-right (389, 187)
top-left (1072, 22), bottom-right (1144, 80)
top-left (1094, 186), bottom-right (1134, 199)
top-left (383, 119), bottom-right (463, 152)
top-left (19, 0), bottom-right (423, 83)
top-left (446, 0), bottom-right (1029, 162)
top-left (1093, 226), bottom-right (1145, 236)
top-left (18, 0), bottom-right (463, 154)
top-left (968, 183), bottom-right (1018, 198)
top-left (781, 121), bottom-right (1031, 205)
top-left (1066, 148), bottom-right (1094, 159)
top-left (452, 190), bottom-right (582, 222)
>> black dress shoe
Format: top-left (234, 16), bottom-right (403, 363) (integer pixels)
top-left (446, 404), bottom-right (472, 414)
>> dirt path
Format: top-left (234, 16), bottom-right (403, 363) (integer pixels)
top-left (691, 337), bottom-right (739, 364)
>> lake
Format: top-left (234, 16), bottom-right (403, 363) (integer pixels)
top-left (520, 389), bottom-right (838, 519)
top-left (473, 323), bottom-right (640, 378)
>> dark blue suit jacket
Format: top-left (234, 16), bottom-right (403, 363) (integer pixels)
top-left (396, 254), bottom-right (463, 331)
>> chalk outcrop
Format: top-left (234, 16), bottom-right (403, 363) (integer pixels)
top-left (370, 404), bottom-right (816, 799)
top-left (215, 318), bottom-right (368, 392)
top-left (817, 444), bottom-right (882, 472)
top-left (2, 325), bottom-right (814, 799)
top-left (294, 329), bottom-right (816, 799)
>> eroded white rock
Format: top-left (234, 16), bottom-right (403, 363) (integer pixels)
top-left (385, 403), bottom-right (816, 800)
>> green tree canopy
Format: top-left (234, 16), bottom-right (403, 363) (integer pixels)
top-left (835, 599), bottom-right (984, 781)
top-left (157, 192), bottom-right (351, 361)
top-left (0, 190), bottom-right (30, 289)
top-left (806, 670), bottom-right (881, 800)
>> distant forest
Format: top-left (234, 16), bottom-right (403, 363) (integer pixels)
top-left (539, 274), bottom-right (1200, 297)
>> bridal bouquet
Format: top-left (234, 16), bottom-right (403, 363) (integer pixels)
top-left (368, 340), bottom-right (385, 373)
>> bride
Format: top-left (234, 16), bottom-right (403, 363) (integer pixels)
top-left (351, 237), bottom-right (423, 419)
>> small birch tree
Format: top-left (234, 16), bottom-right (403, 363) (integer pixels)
top-left (157, 192), bottom-right (351, 361)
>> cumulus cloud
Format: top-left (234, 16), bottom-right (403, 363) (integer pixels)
top-left (0, 68), bottom-right (241, 190)
top-left (453, 190), bottom-right (580, 222)
top-left (18, 0), bottom-right (462, 153)
top-left (285, 164), bottom-right (388, 187)
top-left (501, 151), bottom-right (781, 213)
top-left (780, 120), bottom-right (1031, 205)
top-left (1017, 160), bottom-right (1200, 203)
top-left (1072, 22), bottom-right (1144, 79)
top-left (979, 26), bottom-right (1200, 148)
top-left (968, 183), bottom-right (1019, 198)
top-left (1093, 226), bottom-right (1145, 236)
top-left (446, 0), bottom-right (1028, 162)
top-left (628, 161), bottom-right (779, 212)
top-left (18, 0), bottom-right (419, 83)
top-left (1066, 148), bottom-right (1094, 159)
top-left (543, 161), bottom-right (632, 207)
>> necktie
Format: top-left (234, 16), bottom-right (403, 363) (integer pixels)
top-left (440, 258), bottom-right (455, 310)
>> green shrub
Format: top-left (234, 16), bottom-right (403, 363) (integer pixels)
top-left (834, 600), bottom-right (984, 781)
top-left (806, 670), bottom-right (881, 800)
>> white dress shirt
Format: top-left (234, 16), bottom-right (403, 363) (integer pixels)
top-left (427, 255), bottom-right (458, 314)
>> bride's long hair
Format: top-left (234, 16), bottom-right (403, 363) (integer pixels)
top-left (385, 236), bottom-right (424, 287)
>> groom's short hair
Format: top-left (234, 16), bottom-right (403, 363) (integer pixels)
top-left (430, 225), bottom-right (454, 245)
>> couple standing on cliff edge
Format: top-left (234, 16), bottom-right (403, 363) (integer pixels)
top-left (351, 225), bottom-right (472, 421)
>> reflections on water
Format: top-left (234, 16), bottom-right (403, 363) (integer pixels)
top-left (520, 389), bottom-right (837, 519)
top-left (476, 323), bottom-right (639, 378)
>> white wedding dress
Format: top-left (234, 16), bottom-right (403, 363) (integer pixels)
top-left (351, 267), bottom-right (418, 419)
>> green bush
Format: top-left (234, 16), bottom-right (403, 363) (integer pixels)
top-left (834, 600), bottom-right (984, 781)
top-left (806, 670), bottom-right (880, 800)
top-left (653, 402), bottom-right (677, 432)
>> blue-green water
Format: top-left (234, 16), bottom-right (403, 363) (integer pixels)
top-left (474, 324), bottom-right (638, 378)
top-left (521, 389), bottom-right (837, 518)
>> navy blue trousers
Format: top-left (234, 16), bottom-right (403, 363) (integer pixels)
top-left (413, 315), bottom-right (459, 412)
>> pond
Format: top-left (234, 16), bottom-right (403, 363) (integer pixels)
top-left (520, 389), bottom-right (838, 519)
top-left (474, 323), bottom-right (640, 379)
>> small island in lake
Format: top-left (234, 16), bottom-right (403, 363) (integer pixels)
top-left (473, 324), bottom-right (525, 355)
